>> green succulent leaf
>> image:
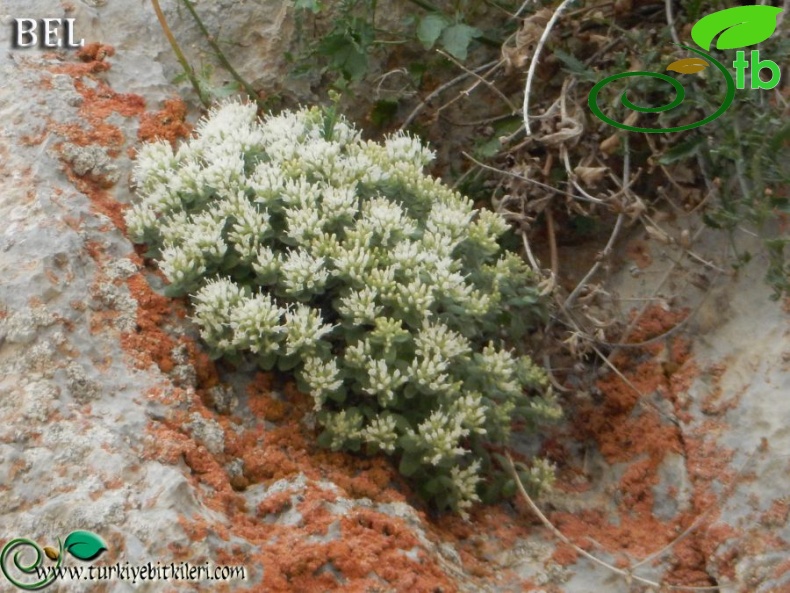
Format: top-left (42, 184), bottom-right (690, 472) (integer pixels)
top-left (399, 454), bottom-right (422, 477)
top-left (691, 6), bottom-right (783, 51)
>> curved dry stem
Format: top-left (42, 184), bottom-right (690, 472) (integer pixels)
top-left (522, 0), bottom-right (574, 135)
top-left (562, 212), bottom-right (624, 312)
top-left (436, 50), bottom-right (518, 114)
top-left (546, 207), bottom-right (559, 279)
top-left (521, 229), bottom-right (542, 272)
top-left (179, 0), bottom-right (268, 111)
top-left (401, 60), bottom-right (500, 130)
top-left (665, 0), bottom-right (681, 45)
top-left (462, 151), bottom-right (579, 200)
top-left (563, 134), bottom-right (632, 311)
top-left (560, 145), bottom-right (608, 205)
top-left (506, 453), bottom-right (726, 591)
top-left (150, 0), bottom-right (210, 107)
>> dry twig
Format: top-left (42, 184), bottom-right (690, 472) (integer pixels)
top-left (522, 0), bottom-right (574, 135)
top-left (504, 452), bottom-right (754, 591)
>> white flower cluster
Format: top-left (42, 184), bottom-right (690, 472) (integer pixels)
top-left (126, 100), bottom-right (560, 515)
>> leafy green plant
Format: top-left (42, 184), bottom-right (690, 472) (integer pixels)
top-left (290, 0), bottom-right (381, 84)
top-left (416, 12), bottom-right (482, 61)
top-left (289, 0), bottom-right (506, 89)
top-left (125, 100), bottom-right (561, 515)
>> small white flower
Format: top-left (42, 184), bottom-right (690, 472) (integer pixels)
top-left (192, 278), bottom-right (245, 346)
top-left (124, 204), bottom-right (158, 243)
top-left (393, 277), bottom-right (434, 316)
top-left (383, 131), bottom-right (435, 166)
top-left (426, 201), bottom-right (474, 241)
top-left (133, 140), bottom-right (177, 189)
top-left (281, 250), bottom-right (328, 295)
top-left (252, 245), bottom-right (281, 283)
top-left (336, 286), bottom-right (382, 325)
top-left (450, 391), bottom-right (488, 436)
top-left (357, 197), bottom-right (414, 244)
top-left (343, 338), bottom-right (372, 369)
top-left (414, 409), bottom-right (469, 466)
top-left (413, 320), bottom-right (471, 361)
top-left (450, 461), bottom-right (482, 518)
top-left (363, 358), bottom-right (407, 407)
top-left (159, 242), bottom-right (206, 287)
top-left (322, 409), bottom-right (364, 450)
top-left (249, 162), bottom-right (286, 205)
top-left (320, 185), bottom-right (359, 223)
top-left (284, 203), bottom-right (324, 245)
top-left (302, 356), bottom-right (344, 410)
top-left (408, 354), bottom-right (458, 395)
top-left (332, 243), bottom-right (374, 284)
top-left (478, 343), bottom-right (522, 396)
top-left (362, 415), bottom-right (399, 453)
top-left (229, 292), bottom-right (285, 354)
top-left (284, 304), bottom-right (335, 355)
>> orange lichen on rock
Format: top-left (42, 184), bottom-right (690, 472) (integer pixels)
top-left (136, 337), bottom-right (459, 591)
top-left (137, 98), bottom-right (192, 147)
top-left (43, 45), bottom-right (144, 235)
top-left (538, 303), bottom-right (745, 584)
top-left (78, 42), bottom-right (115, 65)
top-left (147, 400), bottom-right (459, 591)
top-left (120, 273), bottom-right (184, 375)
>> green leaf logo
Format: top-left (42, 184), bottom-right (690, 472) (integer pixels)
top-left (691, 6), bottom-right (783, 51)
top-left (63, 531), bottom-right (107, 561)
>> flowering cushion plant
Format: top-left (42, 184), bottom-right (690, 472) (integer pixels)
top-left (126, 100), bottom-right (561, 515)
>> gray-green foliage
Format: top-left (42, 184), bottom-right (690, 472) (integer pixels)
top-left (126, 100), bottom-right (561, 515)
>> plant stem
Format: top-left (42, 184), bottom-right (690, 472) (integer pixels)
top-left (179, 0), bottom-right (268, 111)
top-left (150, 0), bottom-right (210, 107)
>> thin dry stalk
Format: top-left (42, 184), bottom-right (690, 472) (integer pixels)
top-left (505, 453), bottom-right (726, 591)
top-left (522, 0), bottom-right (574, 135)
top-left (665, 0), bottom-right (682, 45)
top-left (462, 152), bottom-right (579, 200)
top-left (563, 134), bottom-right (634, 311)
top-left (401, 60), bottom-right (500, 130)
top-left (546, 207), bottom-right (558, 278)
top-left (179, 0), bottom-right (268, 111)
top-left (436, 50), bottom-right (518, 114)
top-left (150, 0), bottom-right (210, 107)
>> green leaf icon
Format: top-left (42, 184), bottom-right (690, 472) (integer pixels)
top-left (691, 6), bottom-right (783, 51)
top-left (63, 531), bottom-right (108, 561)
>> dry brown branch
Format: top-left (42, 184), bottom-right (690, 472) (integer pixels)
top-left (522, 0), bottom-right (574, 135)
top-left (505, 453), bottom-right (726, 591)
top-left (435, 50), bottom-right (518, 114)
top-left (150, 0), bottom-right (210, 107)
top-left (401, 60), bottom-right (500, 130)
